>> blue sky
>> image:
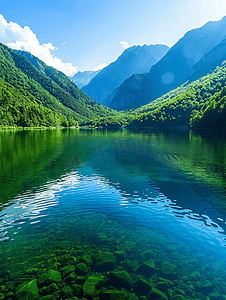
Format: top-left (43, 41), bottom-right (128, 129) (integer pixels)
top-left (1, 0), bottom-right (226, 75)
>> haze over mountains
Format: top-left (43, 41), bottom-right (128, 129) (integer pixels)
top-left (81, 44), bottom-right (169, 106)
top-left (106, 16), bottom-right (226, 110)
top-left (69, 70), bottom-right (100, 88)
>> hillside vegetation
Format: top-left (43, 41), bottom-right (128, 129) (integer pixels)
top-left (0, 43), bottom-right (119, 127)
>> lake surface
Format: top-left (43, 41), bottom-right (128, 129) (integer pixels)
top-left (0, 128), bottom-right (226, 300)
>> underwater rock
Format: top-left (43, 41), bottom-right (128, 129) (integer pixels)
top-left (137, 259), bottom-right (156, 277)
top-left (196, 280), bottom-right (213, 294)
top-left (43, 282), bottom-right (59, 294)
top-left (134, 277), bottom-right (153, 296)
top-left (170, 296), bottom-right (186, 300)
top-left (209, 292), bottom-right (221, 300)
top-left (190, 271), bottom-right (200, 281)
top-left (83, 275), bottom-right (105, 296)
top-left (0, 293), bottom-right (4, 300)
top-left (68, 256), bottom-right (77, 264)
top-left (147, 288), bottom-right (168, 300)
top-left (100, 289), bottom-right (127, 300)
top-left (15, 279), bottom-right (39, 300)
top-left (60, 265), bottom-right (76, 278)
top-left (108, 270), bottom-right (134, 291)
top-left (160, 262), bottom-right (178, 279)
top-left (141, 250), bottom-right (154, 261)
top-left (65, 271), bottom-right (77, 284)
top-left (56, 240), bottom-right (71, 250)
top-left (61, 285), bottom-right (74, 299)
top-left (75, 276), bottom-right (86, 284)
top-left (94, 252), bottom-right (116, 272)
top-left (40, 296), bottom-right (56, 300)
top-left (81, 255), bottom-right (92, 266)
top-left (128, 293), bottom-right (139, 300)
top-left (122, 260), bottom-right (135, 272)
top-left (38, 269), bottom-right (62, 288)
top-left (76, 263), bottom-right (88, 275)
top-left (71, 283), bottom-right (82, 295)
top-left (24, 268), bottom-right (39, 275)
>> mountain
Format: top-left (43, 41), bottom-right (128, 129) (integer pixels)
top-left (187, 37), bottom-right (226, 82)
top-left (69, 70), bottom-right (100, 88)
top-left (0, 43), bottom-right (118, 127)
top-left (108, 16), bottom-right (226, 111)
top-left (129, 62), bottom-right (226, 128)
top-left (81, 44), bottom-right (169, 106)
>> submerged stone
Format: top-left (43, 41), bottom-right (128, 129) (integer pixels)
top-left (56, 240), bottom-right (71, 250)
top-left (61, 285), bottom-right (74, 299)
top-left (76, 262), bottom-right (88, 275)
top-left (38, 269), bottom-right (62, 288)
top-left (15, 279), bottom-right (39, 300)
top-left (134, 277), bottom-right (153, 296)
top-left (75, 276), bottom-right (86, 284)
top-left (83, 275), bottom-right (105, 296)
top-left (108, 270), bottom-right (134, 291)
top-left (45, 283), bottom-right (59, 294)
top-left (81, 254), bottom-right (92, 266)
top-left (71, 283), bottom-right (82, 295)
top-left (196, 280), bottom-right (213, 294)
top-left (100, 289), bottom-right (127, 300)
top-left (128, 293), bottom-right (139, 300)
top-left (137, 259), bottom-right (156, 277)
top-left (60, 265), bottom-right (75, 278)
top-left (209, 293), bottom-right (221, 300)
top-left (94, 252), bottom-right (116, 272)
top-left (65, 271), bottom-right (77, 284)
top-left (170, 296), bottom-right (186, 300)
top-left (40, 296), bottom-right (56, 300)
top-left (147, 288), bottom-right (168, 300)
top-left (160, 262), bottom-right (178, 279)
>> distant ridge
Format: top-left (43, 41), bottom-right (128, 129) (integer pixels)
top-left (69, 70), bottom-right (100, 88)
top-left (82, 44), bottom-right (169, 106)
top-left (107, 16), bottom-right (226, 111)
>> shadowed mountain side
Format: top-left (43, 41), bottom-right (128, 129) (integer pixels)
top-left (82, 44), bottom-right (169, 106)
top-left (187, 37), bottom-right (226, 82)
top-left (107, 16), bottom-right (226, 111)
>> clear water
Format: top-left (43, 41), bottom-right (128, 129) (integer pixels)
top-left (0, 128), bottom-right (226, 300)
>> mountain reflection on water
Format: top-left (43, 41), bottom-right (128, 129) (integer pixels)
top-left (0, 128), bottom-right (226, 300)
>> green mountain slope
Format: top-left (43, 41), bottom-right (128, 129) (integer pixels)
top-left (190, 86), bottom-right (226, 129)
top-left (0, 77), bottom-right (68, 127)
top-left (0, 43), bottom-right (118, 127)
top-left (129, 63), bottom-right (226, 128)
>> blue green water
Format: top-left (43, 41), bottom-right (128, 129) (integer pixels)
top-left (0, 128), bottom-right (226, 299)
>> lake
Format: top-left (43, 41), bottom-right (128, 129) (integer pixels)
top-left (0, 128), bottom-right (226, 300)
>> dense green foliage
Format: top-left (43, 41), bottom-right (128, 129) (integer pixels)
top-left (0, 43), bottom-right (118, 127)
top-left (190, 87), bottom-right (226, 128)
top-left (0, 77), bottom-right (73, 127)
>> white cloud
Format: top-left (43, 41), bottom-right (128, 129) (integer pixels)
top-left (120, 40), bottom-right (133, 50)
top-left (0, 14), bottom-right (77, 76)
top-left (93, 62), bottom-right (107, 71)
